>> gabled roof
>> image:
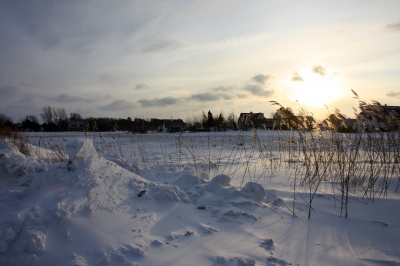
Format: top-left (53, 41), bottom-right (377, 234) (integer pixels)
top-left (238, 112), bottom-right (266, 121)
top-left (163, 119), bottom-right (185, 128)
top-left (384, 106), bottom-right (400, 118)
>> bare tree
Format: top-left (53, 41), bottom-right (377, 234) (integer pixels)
top-left (40, 106), bottom-right (53, 124)
top-left (41, 106), bottom-right (69, 131)
top-left (69, 112), bottom-right (84, 131)
top-left (53, 107), bottom-right (67, 124)
top-left (0, 113), bottom-right (13, 126)
top-left (53, 107), bottom-right (68, 130)
top-left (226, 111), bottom-right (237, 130)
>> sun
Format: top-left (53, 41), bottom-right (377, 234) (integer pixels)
top-left (292, 71), bottom-right (344, 108)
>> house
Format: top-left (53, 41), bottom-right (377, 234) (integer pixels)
top-left (158, 119), bottom-right (186, 133)
top-left (68, 120), bottom-right (86, 131)
top-left (322, 115), bottom-right (357, 133)
top-left (238, 112), bottom-right (276, 130)
top-left (358, 105), bottom-right (400, 132)
top-left (385, 106), bottom-right (400, 117)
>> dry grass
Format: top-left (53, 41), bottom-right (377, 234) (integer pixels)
top-left (0, 126), bottom-right (30, 155)
top-left (130, 91), bottom-right (399, 218)
top-left (265, 91), bottom-right (400, 218)
top-left (0, 126), bottom-right (68, 163)
top-left (1, 91), bottom-right (397, 219)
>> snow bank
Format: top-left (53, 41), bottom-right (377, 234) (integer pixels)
top-left (0, 141), bottom-right (46, 176)
top-left (240, 182), bottom-right (266, 202)
top-left (0, 139), bottom-right (191, 264)
top-left (3, 135), bottom-right (396, 265)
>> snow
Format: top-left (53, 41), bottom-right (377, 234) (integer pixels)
top-left (0, 131), bottom-right (400, 265)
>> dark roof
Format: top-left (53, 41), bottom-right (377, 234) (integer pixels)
top-left (239, 112), bottom-right (265, 121)
top-left (384, 106), bottom-right (400, 117)
top-left (163, 119), bottom-right (185, 128)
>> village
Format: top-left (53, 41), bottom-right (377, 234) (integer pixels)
top-left (1, 104), bottom-right (399, 134)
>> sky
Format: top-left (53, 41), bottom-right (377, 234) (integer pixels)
top-left (1, 0), bottom-right (399, 122)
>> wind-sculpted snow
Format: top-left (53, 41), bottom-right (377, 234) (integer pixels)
top-left (23, 139), bottom-right (189, 211)
top-left (0, 141), bottom-right (46, 176)
top-left (0, 139), bottom-right (191, 264)
top-left (0, 135), bottom-right (399, 266)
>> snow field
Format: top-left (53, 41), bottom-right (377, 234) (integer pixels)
top-left (0, 131), bottom-right (399, 265)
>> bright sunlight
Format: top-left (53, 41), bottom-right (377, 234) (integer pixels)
top-left (292, 71), bottom-right (345, 108)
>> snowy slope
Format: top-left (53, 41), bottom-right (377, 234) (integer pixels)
top-left (0, 137), bottom-right (400, 266)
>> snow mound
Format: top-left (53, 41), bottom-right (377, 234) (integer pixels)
top-left (201, 224), bottom-right (219, 234)
top-left (62, 138), bottom-right (188, 209)
top-left (0, 141), bottom-right (46, 176)
top-left (101, 153), bottom-right (139, 173)
top-left (173, 172), bottom-right (207, 189)
top-left (260, 239), bottom-right (274, 250)
top-left (0, 138), bottom-right (189, 262)
top-left (240, 182), bottom-right (266, 202)
top-left (65, 254), bottom-right (89, 266)
top-left (65, 138), bottom-right (99, 171)
top-left (209, 174), bottom-right (231, 187)
top-left (266, 256), bottom-right (289, 266)
top-left (198, 176), bottom-right (266, 208)
top-left (25, 142), bottom-right (68, 164)
top-left (146, 182), bottom-right (188, 202)
top-left (214, 256), bottom-right (256, 266)
top-left (14, 230), bottom-right (46, 253)
top-left (14, 138), bottom-right (153, 213)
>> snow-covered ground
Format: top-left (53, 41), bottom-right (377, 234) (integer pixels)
top-left (1, 131), bottom-right (400, 266)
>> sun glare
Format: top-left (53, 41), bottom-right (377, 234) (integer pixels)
top-left (292, 72), bottom-right (344, 108)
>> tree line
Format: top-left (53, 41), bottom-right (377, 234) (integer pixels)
top-left (184, 110), bottom-right (238, 131)
top-left (2, 105), bottom-right (351, 133)
top-left (0, 106), bottom-right (138, 132)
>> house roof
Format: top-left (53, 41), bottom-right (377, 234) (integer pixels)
top-left (238, 112), bottom-right (266, 121)
top-left (163, 119), bottom-right (185, 128)
top-left (384, 106), bottom-right (400, 118)
top-left (359, 105), bottom-right (400, 121)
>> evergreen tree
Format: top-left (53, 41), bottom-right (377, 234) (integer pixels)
top-left (201, 111), bottom-right (208, 129)
top-left (207, 110), bottom-right (215, 129)
top-left (20, 116), bottom-right (41, 132)
top-left (0, 113), bottom-right (13, 127)
top-left (217, 113), bottom-right (225, 131)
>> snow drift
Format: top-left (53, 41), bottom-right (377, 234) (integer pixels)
top-left (0, 138), bottom-right (272, 266)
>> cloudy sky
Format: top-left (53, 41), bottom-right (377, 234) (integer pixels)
top-left (1, 0), bottom-right (399, 122)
